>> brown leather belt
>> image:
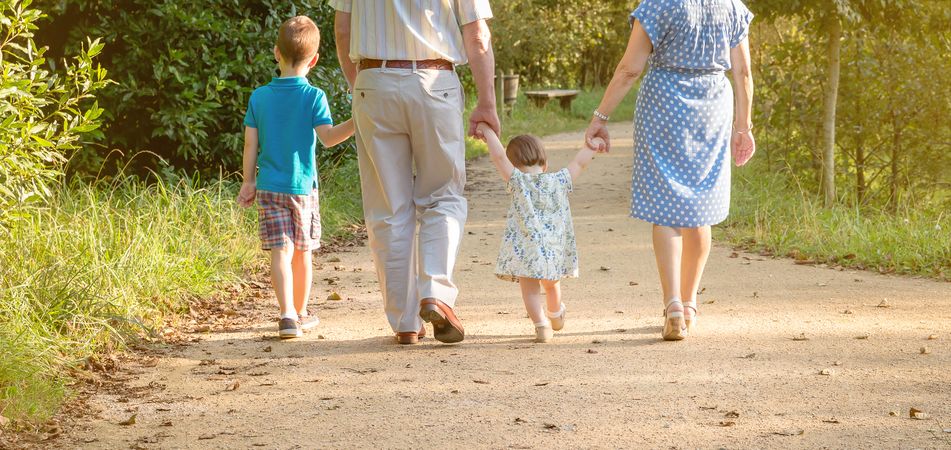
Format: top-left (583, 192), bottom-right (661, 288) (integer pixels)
top-left (359, 59), bottom-right (454, 71)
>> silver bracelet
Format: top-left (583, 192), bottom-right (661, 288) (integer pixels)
top-left (593, 110), bottom-right (610, 121)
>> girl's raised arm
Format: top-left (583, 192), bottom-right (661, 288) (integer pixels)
top-left (477, 123), bottom-right (515, 181)
top-left (567, 137), bottom-right (603, 181)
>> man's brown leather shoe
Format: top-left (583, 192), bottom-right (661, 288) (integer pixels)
top-left (395, 324), bottom-right (426, 345)
top-left (419, 298), bottom-right (464, 343)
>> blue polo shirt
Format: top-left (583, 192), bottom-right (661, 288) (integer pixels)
top-left (243, 76), bottom-right (334, 195)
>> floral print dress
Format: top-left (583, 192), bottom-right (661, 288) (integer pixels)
top-left (496, 168), bottom-right (578, 282)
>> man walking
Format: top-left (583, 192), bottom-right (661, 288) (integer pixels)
top-left (332, 1), bottom-right (500, 344)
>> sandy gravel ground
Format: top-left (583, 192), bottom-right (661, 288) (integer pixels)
top-left (50, 125), bottom-right (950, 449)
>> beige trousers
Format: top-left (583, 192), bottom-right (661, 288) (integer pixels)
top-left (352, 67), bottom-right (467, 334)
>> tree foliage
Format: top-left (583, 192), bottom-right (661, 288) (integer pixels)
top-left (34, 0), bottom-right (353, 175)
top-left (0, 0), bottom-right (108, 228)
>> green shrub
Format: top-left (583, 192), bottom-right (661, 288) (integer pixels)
top-left (36, 0), bottom-right (353, 175)
top-left (0, 0), bottom-right (108, 228)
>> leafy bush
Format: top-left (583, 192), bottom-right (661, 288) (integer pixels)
top-left (35, 0), bottom-right (353, 175)
top-left (0, 0), bottom-right (108, 228)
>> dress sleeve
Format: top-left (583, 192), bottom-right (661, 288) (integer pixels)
top-left (730, 0), bottom-right (754, 48)
top-left (312, 90), bottom-right (334, 128)
top-left (630, 0), bottom-right (672, 49)
top-left (558, 168), bottom-right (573, 195)
top-left (243, 95), bottom-right (257, 128)
top-left (506, 169), bottom-right (522, 194)
top-left (329, 0), bottom-right (352, 13)
top-left (454, 0), bottom-right (493, 26)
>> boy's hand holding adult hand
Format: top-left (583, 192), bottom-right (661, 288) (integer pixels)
top-left (237, 182), bottom-right (256, 208)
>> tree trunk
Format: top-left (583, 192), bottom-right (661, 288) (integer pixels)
top-left (889, 112), bottom-right (901, 210)
top-left (820, 17), bottom-right (842, 206)
top-left (855, 137), bottom-right (866, 204)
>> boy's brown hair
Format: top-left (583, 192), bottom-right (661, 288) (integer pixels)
top-left (506, 134), bottom-right (548, 168)
top-left (278, 16), bottom-right (320, 66)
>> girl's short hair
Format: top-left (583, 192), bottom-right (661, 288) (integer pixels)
top-left (506, 134), bottom-right (547, 168)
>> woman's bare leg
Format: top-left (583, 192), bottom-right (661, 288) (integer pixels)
top-left (652, 225), bottom-right (683, 304)
top-left (680, 226), bottom-right (712, 323)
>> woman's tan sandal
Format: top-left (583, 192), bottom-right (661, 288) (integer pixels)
top-left (683, 300), bottom-right (698, 332)
top-left (662, 298), bottom-right (687, 341)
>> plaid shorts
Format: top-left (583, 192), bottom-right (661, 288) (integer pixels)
top-left (256, 190), bottom-right (321, 251)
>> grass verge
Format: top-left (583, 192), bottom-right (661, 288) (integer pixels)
top-left (719, 163), bottom-right (950, 280)
top-left (0, 160), bottom-right (363, 425)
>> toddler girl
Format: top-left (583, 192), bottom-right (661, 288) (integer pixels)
top-left (476, 123), bottom-right (599, 343)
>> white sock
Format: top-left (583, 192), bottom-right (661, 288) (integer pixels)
top-left (534, 320), bottom-right (551, 328)
top-left (546, 303), bottom-right (566, 319)
top-left (281, 311), bottom-right (299, 321)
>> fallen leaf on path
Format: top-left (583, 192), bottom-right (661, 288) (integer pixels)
top-left (842, 309), bottom-right (854, 314)
top-left (819, 369), bottom-right (833, 376)
top-left (792, 333), bottom-right (809, 341)
top-left (772, 429), bottom-right (804, 436)
top-left (919, 346), bottom-right (931, 354)
top-left (719, 421), bottom-right (736, 427)
top-left (534, 382), bottom-right (549, 387)
top-left (629, 281), bottom-right (639, 286)
top-left (591, 339), bottom-right (603, 344)
top-left (258, 382), bottom-right (276, 386)
top-left (198, 434), bottom-right (216, 440)
top-left (704, 300), bottom-right (716, 305)
top-left (855, 335), bottom-right (869, 340)
top-left (586, 349), bottom-right (599, 354)
top-left (910, 408), bottom-right (928, 420)
top-left (305, 379), bottom-right (321, 383)
top-left (877, 299), bottom-right (890, 308)
top-left (793, 260), bottom-right (817, 265)
top-left (543, 423), bottom-right (559, 430)
top-left (473, 380), bottom-right (489, 384)
top-left (833, 361), bottom-right (842, 366)
top-left (724, 411), bottom-right (740, 418)
top-left (752, 291), bottom-right (759, 298)
top-left (225, 380), bottom-right (240, 391)
top-left (697, 287), bottom-right (706, 295)
top-left (729, 252), bottom-right (739, 258)
top-left (740, 353), bottom-right (756, 359)
top-left (822, 418), bottom-right (840, 424)
top-left (451, 389), bottom-right (459, 394)
top-left (327, 292), bottom-right (342, 301)
top-left (699, 405), bottom-right (717, 410)
top-left (119, 414), bottom-right (137, 426)
top-left (514, 417), bottom-right (527, 424)
top-left (927, 334), bottom-right (938, 340)
top-left (616, 328), bottom-right (627, 333)
top-left (599, 266), bottom-right (611, 271)
top-left (160, 421), bottom-right (173, 427)
top-left (194, 325), bottom-right (211, 333)
top-left (888, 411), bottom-right (898, 416)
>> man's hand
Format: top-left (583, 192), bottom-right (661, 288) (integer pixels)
top-left (732, 131), bottom-right (756, 166)
top-left (237, 182), bottom-right (256, 208)
top-left (584, 119), bottom-right (611, 153)
top-left (469, 103), bottom-right (500, 139)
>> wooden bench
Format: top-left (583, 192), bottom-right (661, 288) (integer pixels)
top-left (524, 89), bottom-right (581, 112)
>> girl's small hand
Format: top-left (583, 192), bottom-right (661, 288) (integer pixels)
top-left (732, 131), bottom-right (755, 166)
top-left (586, 137), bottom-right (605, 151)
top-left (584, 119), bottom-right (610, 153)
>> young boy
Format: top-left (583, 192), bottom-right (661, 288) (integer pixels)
top-left (237, 16), bottom-right (354, 339)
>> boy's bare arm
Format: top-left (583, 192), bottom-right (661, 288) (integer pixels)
top-left (567, 138), bottom-right (602, 181)
top-left (477, 123), bottom-right (515, 181)
top-left (315, 119), bottom-right (355, 148)
top-left (238, 127), bottom-right (259, 208)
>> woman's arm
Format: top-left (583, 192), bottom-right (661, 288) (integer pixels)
top-left (730, 38), bottom-right (756, 166)
top-left (315, 119), bottom-right (355, 148)
top-left (584, 20), bottom-right (653, 153)
top-left (477, 123), bottom-right (515, 181)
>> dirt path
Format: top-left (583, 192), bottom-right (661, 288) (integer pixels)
top-left (56, 125), bottom-right (950, 449)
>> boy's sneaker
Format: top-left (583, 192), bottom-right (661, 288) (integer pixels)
top-left (298, 315), bottom-right (320, 331)
top-left (279, 318), bottom-right (302, 339)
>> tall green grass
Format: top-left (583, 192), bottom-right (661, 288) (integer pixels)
top-left (0, 161), bottom-right (363, 423)
top-left (719, 164), bottom-right (951, 280)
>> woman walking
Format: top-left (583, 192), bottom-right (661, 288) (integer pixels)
top-left (585, 0), bottom-right (755, 340)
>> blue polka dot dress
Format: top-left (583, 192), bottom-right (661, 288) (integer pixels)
top-left (629, 0), bottom-right (753, 227)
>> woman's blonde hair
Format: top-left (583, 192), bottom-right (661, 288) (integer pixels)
top-left (506, 134), bottom-right (547, 168)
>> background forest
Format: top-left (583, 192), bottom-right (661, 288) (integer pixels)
top-left (1, 0), bottom-right (948, 426)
